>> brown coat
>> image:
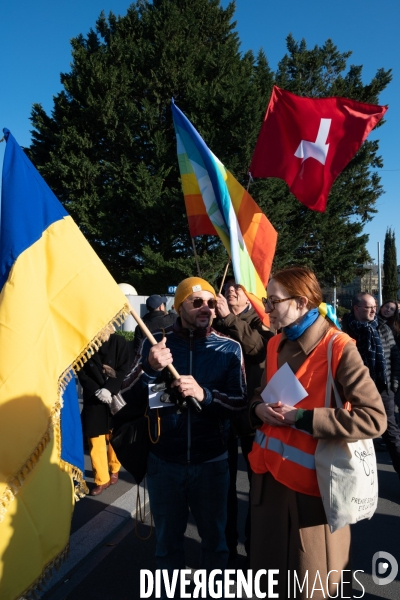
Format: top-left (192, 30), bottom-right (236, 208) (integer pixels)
top-left (250, 316), bottom-right (386, 599)
top-left (213, 306), bottom-right (273, 401)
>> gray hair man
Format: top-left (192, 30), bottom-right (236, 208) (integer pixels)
top-left (342, 292), bottom-right (400, 481)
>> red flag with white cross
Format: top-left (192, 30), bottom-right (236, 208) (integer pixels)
top-left (249, 86), bottom-right (388, 212)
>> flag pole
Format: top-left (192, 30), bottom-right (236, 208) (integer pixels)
top-left (377, 242), bottom-right (382, 307)
top-left (129, 307), bottom-right (180, 379)
top-left (191, 238), bottom-right (202, 277)
top-left (129, 306), bottom-right (202, 412)
top-left (218, 259), bottom-right (231, 294)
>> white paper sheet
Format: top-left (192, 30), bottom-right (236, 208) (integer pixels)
top-left (260, 362), bottom-right (308, 407)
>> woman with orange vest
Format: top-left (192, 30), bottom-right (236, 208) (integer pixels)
top-left (248, 266), bottom-right (386, 599)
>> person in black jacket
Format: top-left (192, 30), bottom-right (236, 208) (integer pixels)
top-left (379, 299), bottom-right (400, 346)
top-left (130, 295), bottom-right (177, 360)
top-left (379, 300), bottom-right (400, 418)
top-left (342, 293), bottom-right (400, 480)
top-left (78, 330), bottom-right (131, 495)
top-left (121, 277), bottom-right (246, 598)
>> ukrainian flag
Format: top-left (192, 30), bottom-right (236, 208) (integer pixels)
top-left (0, 129), bottom-right (129, 599)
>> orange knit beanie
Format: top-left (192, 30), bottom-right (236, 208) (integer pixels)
top-left (174, 277), bottom-right (216, 313)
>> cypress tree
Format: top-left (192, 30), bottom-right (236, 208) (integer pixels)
top-left (383, 228), bottom-right (399, 300)
top-left (27, 2), bottom-right (391, 292)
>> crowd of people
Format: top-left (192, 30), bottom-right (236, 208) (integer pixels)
top-left (77, 267), bottom-right (400, 599)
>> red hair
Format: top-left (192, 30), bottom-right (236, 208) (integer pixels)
top-left (270, 266), bottom-right (323, 309)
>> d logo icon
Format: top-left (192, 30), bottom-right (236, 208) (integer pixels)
top-left (372, 551), bottom-right (398, 586)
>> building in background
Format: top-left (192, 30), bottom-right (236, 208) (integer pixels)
top-left (117, 283), bottom-right (175, 331)
top-left (322, 263), bottom-right (384, 309)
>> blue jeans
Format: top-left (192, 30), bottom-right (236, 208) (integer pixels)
top-left (146, 453), bottom-right (229, 596)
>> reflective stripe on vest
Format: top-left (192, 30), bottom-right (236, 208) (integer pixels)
top-left (249, 327), bottom-right (353, 497)
top-left (254, 429), bottom-right (316, 470)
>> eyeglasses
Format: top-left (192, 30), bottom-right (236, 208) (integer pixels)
top-left (186, 297), bottom-right (218, 309)
top-left (358, 305), bottom-right (377, 310)
top-left (223, 282), bottom-right (241, 292)
top-left (261, 296), bottom-right (296, 311)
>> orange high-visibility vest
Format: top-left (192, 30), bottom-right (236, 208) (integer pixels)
top-left (248, 328), bottom-right (354, 496)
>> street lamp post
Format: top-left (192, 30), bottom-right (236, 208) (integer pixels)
top-left (377, 242), bottom-right (383, 307)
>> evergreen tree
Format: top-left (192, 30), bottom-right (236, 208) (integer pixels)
top-left (27, 0), bottom-right (273, 291)
top-left (27, 2), bottom-right (391, 293)
top-left (382, 228), bottom-right (399, 300)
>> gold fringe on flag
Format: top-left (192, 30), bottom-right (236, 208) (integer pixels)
top-left (18, 543), bottom-right (70, 599)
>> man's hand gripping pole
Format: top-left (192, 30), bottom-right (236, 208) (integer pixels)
top-left (129, 307), bottom-right (202, 412)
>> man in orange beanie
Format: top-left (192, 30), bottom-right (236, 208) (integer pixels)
top-left (122, 276), bottom-right (246, 598)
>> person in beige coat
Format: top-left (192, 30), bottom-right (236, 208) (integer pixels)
top-left (248, 266), bottom-right (386, 599)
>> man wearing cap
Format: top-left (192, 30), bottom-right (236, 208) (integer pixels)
top-left (131, 294), bottom-right (177, 359)
top-left (122, 277), bottom-right (246, 592)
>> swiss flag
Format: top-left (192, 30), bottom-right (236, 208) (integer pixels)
top-left (250, 86), bottom-right (388, 212)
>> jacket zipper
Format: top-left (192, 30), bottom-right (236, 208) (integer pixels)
top-left (187, 330), bottom-right (194, 463)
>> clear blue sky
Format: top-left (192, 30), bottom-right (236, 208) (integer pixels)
top-left (1, 0), bottom-right (399, 264)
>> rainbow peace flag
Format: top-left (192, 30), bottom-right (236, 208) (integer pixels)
top-left (171, 102), bottom-right (277, 319)
top-left (0, 129), bottom-right (129, 600)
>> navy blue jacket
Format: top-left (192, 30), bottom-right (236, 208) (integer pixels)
top-left (122, 319), bottom-right (246, 464)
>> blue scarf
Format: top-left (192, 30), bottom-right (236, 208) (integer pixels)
top-left (284, 308), bottom-right (320, 340)
top-left (283, 304), bottom-right (341, 341)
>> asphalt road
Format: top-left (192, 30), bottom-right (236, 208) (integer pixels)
top-left (36, 442), bottom-right (400, 600)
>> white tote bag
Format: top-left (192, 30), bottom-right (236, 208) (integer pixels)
top-left (315, 334), bottom-right (378, 533)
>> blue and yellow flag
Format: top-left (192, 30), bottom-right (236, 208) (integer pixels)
top-left (0, 129), bottom-right (130, 600)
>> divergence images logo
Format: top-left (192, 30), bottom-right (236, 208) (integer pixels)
top-left (372, 551), bottom-right (398, 586)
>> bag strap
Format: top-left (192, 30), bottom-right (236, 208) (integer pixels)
top-left (135, 479), bottom-right (153, 540)
top-left (145, 406), bottom-right (161, 444)
top-left (325, 334), bottom-right (344, 409)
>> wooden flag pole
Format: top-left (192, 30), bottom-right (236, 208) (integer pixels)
top-left (129, 306), bottom-right (180, 380)
top-left (191, 238), bottom-right (202, 277)
top-left (128, 306), bottom-right (203, 412)
top-left (218, 259), bottom-right (231, 294)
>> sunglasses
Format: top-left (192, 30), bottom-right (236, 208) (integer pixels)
top-left (186, 297), bottom-right (218, 309)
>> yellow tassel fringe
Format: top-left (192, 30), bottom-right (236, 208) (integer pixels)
top-left (0, 304), bottom-right (130, 523)
top-left (18, 542), bottom-right (70, 599)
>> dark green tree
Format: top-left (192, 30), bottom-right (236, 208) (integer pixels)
top-left (27, 2), bottom-right (391, 293)
top-left (27, 0), bottom-right (273, 292)
top-left (382, 228), bottom-right (398, 300)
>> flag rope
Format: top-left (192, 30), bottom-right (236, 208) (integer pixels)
top-left (246, 172), bottom-right (253, 192)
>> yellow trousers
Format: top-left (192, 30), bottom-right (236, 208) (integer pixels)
top-left (88, 434), bottom-right (120, 485)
